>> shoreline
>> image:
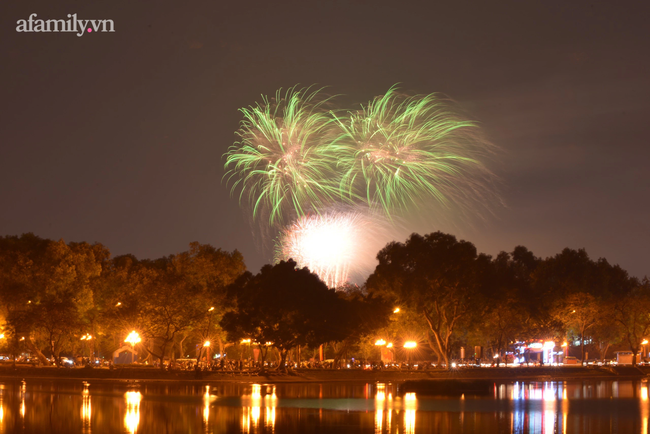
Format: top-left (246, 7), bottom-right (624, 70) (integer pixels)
top-left (1, 365), bottom-right (648, 384)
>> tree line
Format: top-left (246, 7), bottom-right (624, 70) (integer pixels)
top-left (0, 232), bottom-right (648, 369)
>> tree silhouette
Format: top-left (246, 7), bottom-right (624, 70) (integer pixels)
top-left (220, 260), bottom-right (349, 371)
top-left (367, 232), bottom-right (493, 368)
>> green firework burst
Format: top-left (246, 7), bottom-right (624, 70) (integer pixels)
top-left (224, 86), bottom-right (342, 225)
top-left (331, 86), bottom-right (497, 217)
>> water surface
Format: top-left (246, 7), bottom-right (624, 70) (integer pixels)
top-left (0, 379), bottom-right (648, 433)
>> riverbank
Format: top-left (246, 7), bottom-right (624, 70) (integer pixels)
top-left (1, 365), bottom-right (649, 383)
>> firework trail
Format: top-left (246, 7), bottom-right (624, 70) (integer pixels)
top-left (224, 86), bottom-right (341, 226)
top-left (331, 86), bottom-right (498, 218)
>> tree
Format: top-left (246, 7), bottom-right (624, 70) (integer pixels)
top-left (0, 234), bottom-right (106, 366)
top-left (534, 248), bottom-right (636, 364)
top-left (220, 260), bottom-right (350, 371)
top-left (326, 287), bottom-right (392, 368)
top-left (98, 244), bottom-right (245, 368)
top-left (614, 280), bottom-right (650, 366)
top-left (472, 248), bottom-right (540, 366)
top-left (591, 310), bottom-right (622, 362)
top-left (167, 243), bottom-right (246, 359)
top-left (366, 232), bottom-right (493, 368)
top-left (553, 292), bottom-right (599, 365)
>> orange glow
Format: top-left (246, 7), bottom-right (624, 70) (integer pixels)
top-left (124, 331), bottom-right (141, 346)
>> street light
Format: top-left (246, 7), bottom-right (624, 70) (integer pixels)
top-left (124, 331), bottom-right (141, 364)
top-left (404, 341), bottom-right (417, 367)
top-left (642, 339), bottom-right (648, 360)
top-left (239, 339), bottom-right (252, 365)
top-left (80, 334), bottom-right (92, 363)
top-left (393, 308), bottom-right (400, 313)
top-left (203, 341), bottom-right (211, 367)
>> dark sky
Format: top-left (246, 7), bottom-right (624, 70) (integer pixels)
top-left (2, 1), bottom-right (649, 279)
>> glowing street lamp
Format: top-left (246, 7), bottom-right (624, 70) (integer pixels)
top-left (124, 331), bottom-right (141, 364)
top-left (375, 339), bottom-right (387, 346)
top-left (80, 334), bottom-right (93, 362)
top-left (404, 341), bottom-right (417, 366)
top-left (642, 339), bottom-right (648, 360)
top-left (204, 341), bottom-right (211, 366)
top-left (393, 308), bottom-right (400, 313)
top-left (239, 339), bottom-right (252, 364)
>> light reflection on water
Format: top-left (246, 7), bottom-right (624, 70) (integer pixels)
top-left (0, 379), bottom-right (648, 433)
top-left (81, 382), bottom-right (91, 434)
top-left (124, 391), bottom-right (141, 434)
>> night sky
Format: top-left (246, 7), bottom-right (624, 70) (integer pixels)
top-left (2, 1), bottom-right (649, 279)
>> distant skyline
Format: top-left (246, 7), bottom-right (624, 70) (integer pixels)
top-left (1, 1), bottom-right (649, 279)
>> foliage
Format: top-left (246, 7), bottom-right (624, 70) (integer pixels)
top-left (367, 232), bottom-right (493, 367)
top-left (220, 260), bottom-right (360, 370)
top-left (614, 279), bottom-right (650, 366)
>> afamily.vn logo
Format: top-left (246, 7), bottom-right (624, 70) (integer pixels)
top-left (16, 14), bottom-right (115, 37)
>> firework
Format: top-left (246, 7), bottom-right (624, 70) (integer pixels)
top-left (332, 86), bottom-right (497, 217)
top-left (225, 85), bottom-right (500, 286)
top-left (224, 86), bottom-right (341, 225)
top-left (275, 207), bottom-right (403, 288)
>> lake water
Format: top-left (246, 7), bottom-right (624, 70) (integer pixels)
top-left (0, 378), bottom-right (648, 433)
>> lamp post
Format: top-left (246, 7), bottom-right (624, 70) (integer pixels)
top-left (203, 341), bottom-right (211, 368)
top-left (642, 339), bottom-right (648, 362)
top-left (404, 341), bottom-right (417, 367)
top-left (241, 339), bottom-right (251, 367)
top-left (80, 333), bottom-right (92, 364)
top-left (204, 307), bottom-right (215, 360)
top-left (124, 331), bottom-right (141, 364)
